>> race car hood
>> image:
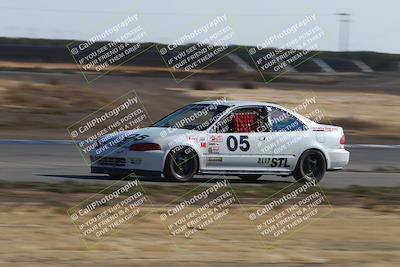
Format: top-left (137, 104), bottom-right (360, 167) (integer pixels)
top-left (97, 127), bottom-right (198, 148)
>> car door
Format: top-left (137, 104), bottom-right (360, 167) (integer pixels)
top-left (264, 106), bottom-right (310, 171)
top-left (204, 106), bottom-right (274, 171)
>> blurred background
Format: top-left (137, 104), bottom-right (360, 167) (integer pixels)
top-left (0, 1), bottom-right (399, 266)
top-left (0, 0), bottom-right (399, 142)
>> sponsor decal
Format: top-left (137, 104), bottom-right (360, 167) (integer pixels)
top-left (200, 142), bottom-right (207, 148)
top-left (188, 136), bottom-right (198, 141)
top-left (208, 146), bottom-right (220, 154)
top-left (311, 127), bottom-right (338, 132)
top-left (208, 141), bottom-right (220, 153)
top-left (209, 135), bottom-right (223, 142)
top-left (208, 142), bottom-right (219, 146)
top-left (257, 157), bottom-right (290, 168)
top-left (208, 157), bottom-right (223, 162)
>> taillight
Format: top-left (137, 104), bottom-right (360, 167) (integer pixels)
top-left (340, 135), bottom-right (345, 145)
top-left (130, 143), bottom-right (161, 151)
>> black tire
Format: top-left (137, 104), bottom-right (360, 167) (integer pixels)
top-left (163, 146), bottom-right (198, 182)
top-left (293, 150), bottom-right (326, 183)
top-left (238, 174), bottom-right (262, 182)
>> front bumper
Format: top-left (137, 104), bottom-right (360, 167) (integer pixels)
top-left (90, 150), bottom-right (165, 174)
top-left (91, 166), bottom-right (161, 177)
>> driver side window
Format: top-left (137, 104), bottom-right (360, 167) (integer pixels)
top-left (213, 107), bottom-right (270, 133)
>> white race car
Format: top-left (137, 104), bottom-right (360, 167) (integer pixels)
top-left (90, 101), bottom-right (349, 183)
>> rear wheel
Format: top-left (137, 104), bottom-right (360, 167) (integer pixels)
top-left (238, 174), bottom-right (262, 182)
top-left (293, 150), bottom-right (326, 183)
top-left (163, 147), bottom-right (198, 182)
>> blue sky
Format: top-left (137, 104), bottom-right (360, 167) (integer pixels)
top-left (0, 0), bottom-right (398, 53)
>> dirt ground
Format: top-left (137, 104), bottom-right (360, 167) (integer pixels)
top-left (0, 183), bottom-right (399, 267)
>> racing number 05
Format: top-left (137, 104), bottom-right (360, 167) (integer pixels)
top-left (227, 135), bottom-right (250, 152)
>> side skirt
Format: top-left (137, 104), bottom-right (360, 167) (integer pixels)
top-left (198, 170), bottom-right (292, 176)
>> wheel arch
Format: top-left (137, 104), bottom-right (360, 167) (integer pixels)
top-left (162, 144), bottom-right (201, 171)
top-left (296, 147), bottom-right (328, 170)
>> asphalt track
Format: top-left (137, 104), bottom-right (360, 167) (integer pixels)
top-left (0, 141), bottom-right (399, 188)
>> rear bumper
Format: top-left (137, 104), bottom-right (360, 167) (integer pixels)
top-left (91, 166), bottom-right (161, 177)
top-left (327, 149), bottom-right (350, 170)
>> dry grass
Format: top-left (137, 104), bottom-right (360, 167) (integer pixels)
top-left (0, 60), bottom-right (221, 75)
top-left (0, 78), bottom-right (108, 111)
top-left (173, 87), bottom-right (400, 138)
top-left (0, 203), bottom-right (399, 267)
top-left (0, 74), bottom-right (399, 139)
top-left (0, 78), bottom-right (111, 134)
top-left (0, 183), bottom-right (399, 266)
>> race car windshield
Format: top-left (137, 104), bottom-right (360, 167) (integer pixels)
top-left (152, 104), bottom-right (229, 130)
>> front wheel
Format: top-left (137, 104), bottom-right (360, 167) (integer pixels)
top-left (163, 147), bottom-right (198, 182)
top-left (293, 150), bottom-right (326, 183)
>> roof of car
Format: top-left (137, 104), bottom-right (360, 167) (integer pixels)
top-left (193, 100), bottom-right (279, 107)
top-left (193, 100), bottom-right (316, 126)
